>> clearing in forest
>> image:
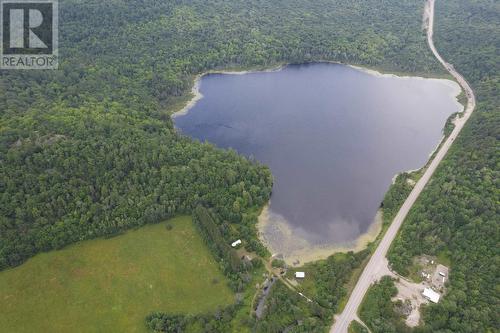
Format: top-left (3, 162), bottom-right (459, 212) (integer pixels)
top-left (0, 216), bottom-right (234, 333)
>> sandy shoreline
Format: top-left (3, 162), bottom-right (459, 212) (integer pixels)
top-left (171, 78), bottom-right (203, 119)
top-left (171, 61), bottom-right (464, 265)
top-left (257, 205), bottom-right (384, 265)
top-left (171, 65), bottom-right (284, 119)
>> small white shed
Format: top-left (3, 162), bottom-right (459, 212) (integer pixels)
top-left (231, 239), bottom-right (242, 247)
top-left (295, 272), bottom-right (305, 279)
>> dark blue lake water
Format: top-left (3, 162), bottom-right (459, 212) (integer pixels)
top-left (174, 63), bottom-right (461, 256)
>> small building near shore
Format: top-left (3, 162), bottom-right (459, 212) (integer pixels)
top-left (295, 272), bottom-right (305, 279)
top-left (423, 288), bottom-right (440, 303)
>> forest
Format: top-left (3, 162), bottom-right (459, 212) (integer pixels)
top-left (358, 276), bottom-right (409, 333)
top-left (147, 280), bottom-right (333, 333)
top-left (146, 304), bottom-right (242, 333)
top-left (0, 0), bottom-right (497, 332)
top-left (299, 250), bottom-right (370, 311)
top-left (0, 0), bottom-right (437, 270)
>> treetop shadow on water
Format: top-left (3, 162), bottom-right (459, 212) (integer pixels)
top-left (174, 63), bottom-right (462, 256)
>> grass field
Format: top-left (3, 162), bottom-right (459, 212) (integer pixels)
top-left (0, 216), bottom-right (234, 333)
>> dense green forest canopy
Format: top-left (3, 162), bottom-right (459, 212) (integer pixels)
top-left (358, 276), bottom-right (409, 333)
top-left (1, 0), bottom-right (440, 269)
top-left (0, 0), bottom-right (498, 331)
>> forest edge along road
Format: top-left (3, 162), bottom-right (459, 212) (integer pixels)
top-left (330, 0), bottom-right (476, 332)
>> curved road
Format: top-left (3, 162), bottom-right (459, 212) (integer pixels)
top-left (330, 0), bottom-right (476, 332)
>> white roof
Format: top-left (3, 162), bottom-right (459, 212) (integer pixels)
top-left (423, 288), bottom-right (440, 303)
top-left (231, 239), bottom-right (242, 247)
top-left (295, 272), bottom-right (305, 278)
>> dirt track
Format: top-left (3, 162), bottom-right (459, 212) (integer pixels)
top-left (330, 1), bottom-right (476, 332)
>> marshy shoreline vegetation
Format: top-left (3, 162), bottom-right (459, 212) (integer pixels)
top-left (0, 0), bottom-right (497, 332)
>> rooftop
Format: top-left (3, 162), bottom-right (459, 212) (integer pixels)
top-left (423, 288), bottom-right (440, 303)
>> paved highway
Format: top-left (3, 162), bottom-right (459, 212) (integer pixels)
top-left (330, 0), bottom-right (476, 331)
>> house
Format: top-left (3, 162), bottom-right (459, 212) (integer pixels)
top-left (231, 239), bottom-right (242, 247)
top-left (295, 272), bottom-right (305, 279)
top-left (423, 288), bottom-right (440, 303)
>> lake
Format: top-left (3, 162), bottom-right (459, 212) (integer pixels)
top-left (174, 63), bottom-right (462, 263)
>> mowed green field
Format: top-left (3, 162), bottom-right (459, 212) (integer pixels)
top-left (0, 216), bottom-right (234, 333)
